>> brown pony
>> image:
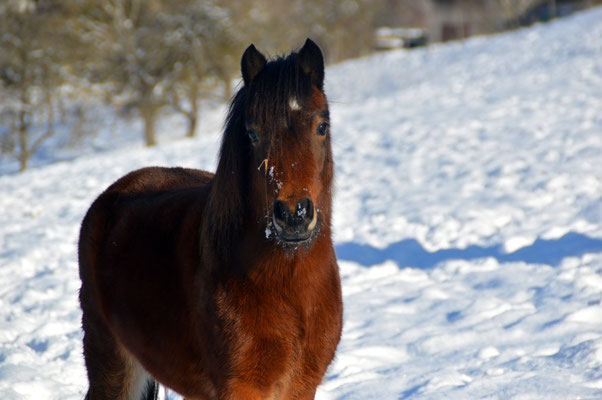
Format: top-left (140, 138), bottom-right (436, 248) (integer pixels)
top-left (78, 39), bottom-right (343, 400)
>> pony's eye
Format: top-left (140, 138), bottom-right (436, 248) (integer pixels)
top-left (317, 122), bottom-right (329, 136)
top-left (247, 129), bottom-right (259, 144)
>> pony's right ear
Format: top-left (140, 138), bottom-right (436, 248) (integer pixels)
top-left (298, 38), bottom-right (325, 91)
top-left (241, 44), bottom-right (267, 86)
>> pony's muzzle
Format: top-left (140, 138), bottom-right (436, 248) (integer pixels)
top-left (272, 198), bottom-right (317, 243)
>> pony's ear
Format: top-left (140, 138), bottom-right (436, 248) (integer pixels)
top-left (241, 44), bottom-right (267, 86)
top-left (298, 38), bottom-right (325, 91)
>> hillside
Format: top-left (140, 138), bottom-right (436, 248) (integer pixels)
top-left (1, 6), bottom-right (601, 399)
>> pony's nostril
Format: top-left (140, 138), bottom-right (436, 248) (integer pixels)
top-left (273, 200), bottom-right (289, 226)
top-left (296, 198), bottom-right (314, 222)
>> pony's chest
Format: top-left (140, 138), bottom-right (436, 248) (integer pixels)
top-left (231, 325), bottom-right (307, 400)
top-left (216, 286), bottom-right (311, 379)
top-left (219, 290), bottom-right (309, 354)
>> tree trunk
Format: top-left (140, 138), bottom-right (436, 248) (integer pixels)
top-left (186, 85), bottom-right (199, 138)
top-left (18, 108), bottom-right (28, 172)
top-left (187, 112), bottom-right (197, 138)
top-left (141, 105), bottom-right (157, 146)
top-left (223, 77), bottom-right (232, 101)
top-left (18, 85), bottom-right (30, 172)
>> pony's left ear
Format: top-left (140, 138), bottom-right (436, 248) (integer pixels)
top-left (298, 38), bottom-right (325, 91)
top-left (241, 44), bottom-right (267, 86)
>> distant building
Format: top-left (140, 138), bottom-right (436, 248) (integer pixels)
top-left (376, 0), bottom-right (495, 45)
top-left (375, 0), bottom-right (601, 48)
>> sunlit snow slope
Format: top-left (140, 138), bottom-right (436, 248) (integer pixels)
top-left (1, 7), bottom-right (602, 399)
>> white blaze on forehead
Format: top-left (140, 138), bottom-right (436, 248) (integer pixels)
top-left (289, 97), bottom-right (301, 111)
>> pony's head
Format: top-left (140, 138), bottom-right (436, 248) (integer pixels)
top-left (215, 39), bottom-right (333, 250)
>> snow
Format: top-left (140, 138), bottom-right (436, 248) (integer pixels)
top-left (2, 7), bottom-right (602, 399)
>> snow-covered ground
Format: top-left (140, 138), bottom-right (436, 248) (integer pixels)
top-left (1, 7), bottom-right (602, 399)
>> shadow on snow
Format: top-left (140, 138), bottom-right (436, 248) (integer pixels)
top-left (335, 232), bottom-right (602, 269)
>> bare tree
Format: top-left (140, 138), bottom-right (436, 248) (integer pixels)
top-left (166, 1), bottom-right (236, 137)
top-left (0, 1), bottom-right (69, 171)
top-left (74, 0), bottom-right (187, 146)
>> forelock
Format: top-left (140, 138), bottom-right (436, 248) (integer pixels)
top-left (244, 52), bottom-right (313, 125)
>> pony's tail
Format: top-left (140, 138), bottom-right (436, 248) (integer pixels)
top-left (144, 380), bottom-right (159, 400)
